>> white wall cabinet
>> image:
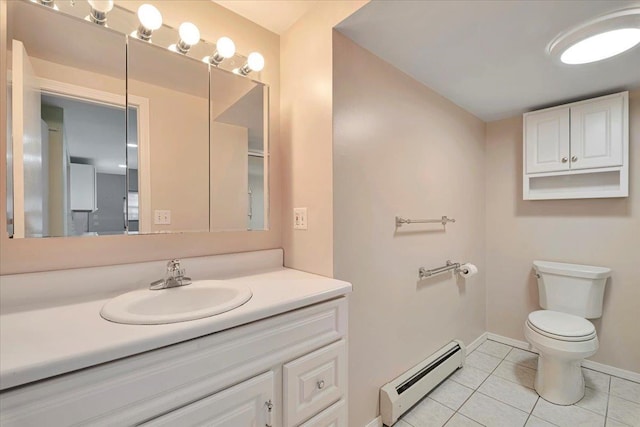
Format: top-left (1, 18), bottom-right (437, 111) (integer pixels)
top-left (523, 91), bottom-right (628, 200)
top-left (0, 298), bottom-right (348, 427)
top-left (69, 163), bottom-right (97, 211)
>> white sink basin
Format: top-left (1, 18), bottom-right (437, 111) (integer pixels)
top-left (100, 280), bottom-right (252, 325)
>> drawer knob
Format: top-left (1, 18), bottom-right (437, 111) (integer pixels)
top-left (317, 380), bottom-right (325, 390)
top-left (561, 157), bottom-right (568, 163)
top-left (571, 156), bottom-right (578, 162)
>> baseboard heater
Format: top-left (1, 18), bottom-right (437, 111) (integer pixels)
top-left (380, 340), bottom-right (466, 426)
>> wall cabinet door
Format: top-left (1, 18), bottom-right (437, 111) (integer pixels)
top-left (525, 107), bottom-right (570, 173)
top-left (570, 94), bottom-right (624, 170)
top-left (141, 371), bottom-right (275, 427)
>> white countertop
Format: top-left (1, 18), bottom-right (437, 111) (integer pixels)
top-left (0, 267), bottom-right (351, 391)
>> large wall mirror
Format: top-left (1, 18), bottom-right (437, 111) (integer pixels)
top-left (5, 0), bottom-right (270, 238)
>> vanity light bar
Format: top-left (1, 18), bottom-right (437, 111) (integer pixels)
top-left (76, 0), bottom-right (265, 73)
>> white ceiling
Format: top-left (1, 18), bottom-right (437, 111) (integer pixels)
top-left (336, 1), bottom-right (640, 122)
top-left (213, 0), bottom-right (318, 34)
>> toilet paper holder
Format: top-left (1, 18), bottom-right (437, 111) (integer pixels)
top-left (418, 260), bottom-right (471, 280)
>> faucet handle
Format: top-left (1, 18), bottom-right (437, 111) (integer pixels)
top-left (167, 259), bottom-right (181, 271)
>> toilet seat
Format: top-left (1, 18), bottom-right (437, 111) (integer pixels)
top-left (527, 310), bottom-right (596, 342)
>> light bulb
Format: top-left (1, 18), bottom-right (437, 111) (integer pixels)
top-left (137, 4), bottom-right (162, 31)
top-left (179, 22), bottom-right (200, 46)
top-left (216, 37), bottom-right (236, 59)
top-left (87, 0), bottom-right (113, 13)
top-left (247, 52), bottom-right (265, 72)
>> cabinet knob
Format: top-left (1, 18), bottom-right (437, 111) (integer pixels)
top-left (571, 156), bottom-right (578, 162)
top-left (561, 157), bottom-right (568, 163)
top-left (317, 380), bottom-right (325, 390)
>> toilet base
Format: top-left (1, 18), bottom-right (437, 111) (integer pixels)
top-left (534, 353), bottom-right (585, 405)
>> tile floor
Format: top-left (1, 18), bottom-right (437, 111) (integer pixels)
top-left (396, 339), bottom-right (640, 427)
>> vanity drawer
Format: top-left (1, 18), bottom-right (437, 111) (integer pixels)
top-left (283, 339), bottom-right (346, 426)
top-left (299, 399), bottom-right (347, 427)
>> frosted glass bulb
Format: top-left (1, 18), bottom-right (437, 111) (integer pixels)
top-left (137, 4), bottom-right (162, 31)
top-left (179, 22), bottom-right (200, 46)
top-left (88, 0), bottom-right (114, 13)
top-left (561, 28), bottom-right (640, 64)
top-left (247, 52), bottom-right (265, 72)
top-left (216, 37), bottom-right (236, 58)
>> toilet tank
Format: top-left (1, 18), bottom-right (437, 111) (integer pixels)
top-left (533, 260), bottom-right (611, 319)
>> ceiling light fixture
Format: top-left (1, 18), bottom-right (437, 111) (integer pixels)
top-left (87, 0), bottom-right (114, 26)
top-left (548, 7), bottom-right (640, 65)
top-left (234, 52), bottom-right (264, 76)
top-left (205, 36), bottom-right (236, 66)
top-left (171, 22), bottom-right (200, 54)
top-left (135, 4), bottom-right (162, 42)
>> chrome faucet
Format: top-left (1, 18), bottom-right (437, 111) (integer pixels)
top-left (149, 259), bottom-right (192, 290)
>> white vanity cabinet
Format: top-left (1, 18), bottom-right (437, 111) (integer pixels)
top-left (0, 297), bottom-right (348, 427)
top-left (523, 91), bottom-right (628, 200)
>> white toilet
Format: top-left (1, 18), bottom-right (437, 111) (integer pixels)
top-left (524, 260), bottom-right (611, 405)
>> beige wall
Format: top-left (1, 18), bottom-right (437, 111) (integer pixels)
top-left (280, 1), bottom-right (367, 276)
top-left (485, 90), bottom-right (640, 372)
top-left (333, 32), bottom-right (487, 427)
top-left (0, 0), bottom-right (281, 274)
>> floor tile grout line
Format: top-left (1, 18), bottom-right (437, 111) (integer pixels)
top-left (475, 388), bottom-right (536, 416)
top-left (439, 406), bottom-right (456, 427)
top-left (451, 410), bottom-right (487, 427)
top-left (453, 344), bottom-right (520, 425)
top-left (522, 396), bottom-right (539, 427)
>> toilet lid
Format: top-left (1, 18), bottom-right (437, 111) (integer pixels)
top-left (527, 310), bottom-right (596, 339)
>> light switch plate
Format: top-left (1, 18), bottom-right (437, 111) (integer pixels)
top-left (154, 210), bottom-right (171, 225)
top-left (293, 208), bottom-right (307, 230)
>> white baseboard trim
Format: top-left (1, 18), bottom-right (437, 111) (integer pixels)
top-left (365, 415), bottom-right (382, 427)
top-left (487, 333), bottom-right (537, 353)
top-left (487, 332), bottom-right (640, 383)
top-left (582, 359), bottom-right (640, 383)
top-left (466, 332), bottom-right (488, 355)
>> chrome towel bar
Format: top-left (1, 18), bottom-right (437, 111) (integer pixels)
top-left (396, 216), bottom-right (455, 227)
top-left (419, 260), bottom-right (467, 280)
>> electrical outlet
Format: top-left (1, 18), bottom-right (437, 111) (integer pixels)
top-left (154, 210), bottom-right (171, 225)
top-left (293, 208), bottom-right (307, 230)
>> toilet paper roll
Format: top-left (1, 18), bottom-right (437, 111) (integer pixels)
top-left (459, 263), bottom-right (478, 278)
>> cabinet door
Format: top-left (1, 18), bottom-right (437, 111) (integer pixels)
top-left (570, 94), bottom-right (625, 170)
top-left (140, 371), bottom-right (275, 427)
top-left (524, 107), bottom-right (570, 173)
top-left (283, 340), bottom-right (346, 427)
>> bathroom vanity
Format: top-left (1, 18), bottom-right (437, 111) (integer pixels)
top-left (0, 250), bottom-right (350, 426)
